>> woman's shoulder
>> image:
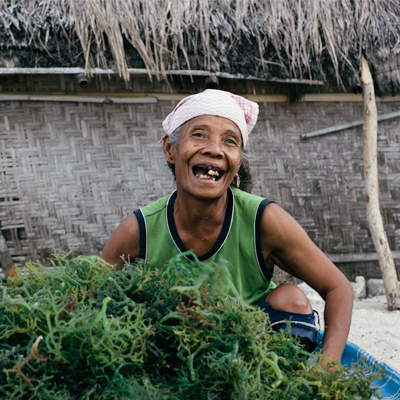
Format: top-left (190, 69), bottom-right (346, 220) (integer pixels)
top-left (231, 188), bottom-right (274, 208)
top-left (141, 192), bottom-right (174, 217)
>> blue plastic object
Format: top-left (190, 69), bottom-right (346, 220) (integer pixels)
top-left (319, 331), bottom-right (400, 399)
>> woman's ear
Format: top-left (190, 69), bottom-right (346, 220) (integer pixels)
top-left (163, 136), bottom-right (175, 164)
top-left (236, 162), bottom-right (242, 176)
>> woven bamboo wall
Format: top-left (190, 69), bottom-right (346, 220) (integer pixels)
top-left (0, 75), bottom-right (399, 282)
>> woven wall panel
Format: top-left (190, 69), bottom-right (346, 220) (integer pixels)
top-left (0, 100), bottom-right (178, 265)
top-left (250, 101), bottom-right (400, 259)
top-left (0, 99), bottom-right (400, 275)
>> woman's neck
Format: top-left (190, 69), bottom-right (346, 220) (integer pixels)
top-left (172, 189), bottom-right (229, 255)
top-left (173, 189), bottom-right (228, 228)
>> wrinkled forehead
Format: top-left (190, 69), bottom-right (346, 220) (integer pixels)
top-left (181, 115), bottom-right (242, 140)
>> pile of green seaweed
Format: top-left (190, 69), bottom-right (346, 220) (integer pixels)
top-left (0, 250), bottom-right (383, 399)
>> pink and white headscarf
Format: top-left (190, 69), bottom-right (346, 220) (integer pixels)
top-left (161, 89), bottom-right (259, 147)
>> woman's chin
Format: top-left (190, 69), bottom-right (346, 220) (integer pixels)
top-left (181, 180), bottom-right (227, 200)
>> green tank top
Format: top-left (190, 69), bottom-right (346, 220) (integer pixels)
top-left (133, 188), bottom-right (276, 304)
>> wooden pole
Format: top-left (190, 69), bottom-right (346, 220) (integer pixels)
top-left (360, 56), bottom-right (400, 310)
top-left (301, 110), bottom-right (400, 139)
top-left (0, 68), bottom-right (324, 85)
top-left (0, 232), bottom-right (15, 280)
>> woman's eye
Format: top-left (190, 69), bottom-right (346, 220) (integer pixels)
top-left (225, 138), bottom-right (238, 145)
top-left (192, 132), bottom-right (204, 137)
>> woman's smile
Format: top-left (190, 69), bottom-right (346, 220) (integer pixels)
top-left (192, 163), bottom-right (224, 182)
top-left (163, 115), bottom-right (242, 199)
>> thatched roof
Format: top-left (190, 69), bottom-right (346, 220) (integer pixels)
top-left (1, 0), bottom-right (400, 95)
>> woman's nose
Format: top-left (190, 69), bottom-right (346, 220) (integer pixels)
top-left (201, 137), bottom-right (223, 157)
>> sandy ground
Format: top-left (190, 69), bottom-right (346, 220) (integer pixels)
top-left (310, 295), bottom-right (400, 372)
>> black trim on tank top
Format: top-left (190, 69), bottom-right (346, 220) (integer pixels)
top-left (133, 209), bottom-right (146, 260)
top-left (255, 198), bottom-right (275, 281)
top-left (167, 189), bottom-right (234, 262)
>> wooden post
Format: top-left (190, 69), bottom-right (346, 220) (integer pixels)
top-left (360, 56), bottom-right (400, 310)
top-left (0, 232), bottom-right (15, 280)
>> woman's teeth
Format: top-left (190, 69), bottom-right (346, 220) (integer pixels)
top-left (196, 169), bottom-right (220, 181)
top-left (196, 174), bottom-right (216, 181)
top-left (208, 169), bottom-right (219, 176)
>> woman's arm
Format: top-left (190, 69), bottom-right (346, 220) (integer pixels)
top-left (261, 203), bottom-right (353, 366)
top-left (101, 214), bottom-right (141, 270)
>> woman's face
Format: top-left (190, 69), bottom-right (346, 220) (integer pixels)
top-left (163, 115), bottom-right (242, 201)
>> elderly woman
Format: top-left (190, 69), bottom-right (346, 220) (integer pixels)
top-left (101, 89), bottom-right (353, 367)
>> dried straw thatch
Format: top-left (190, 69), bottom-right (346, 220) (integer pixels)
top-left (0, 0), bottom-right (400, 94)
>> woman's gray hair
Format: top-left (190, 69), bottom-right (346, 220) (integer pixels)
top-left (168, 126), bottom-right (182, 145)
top-left (165, 125), bottom-right (253, 192)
